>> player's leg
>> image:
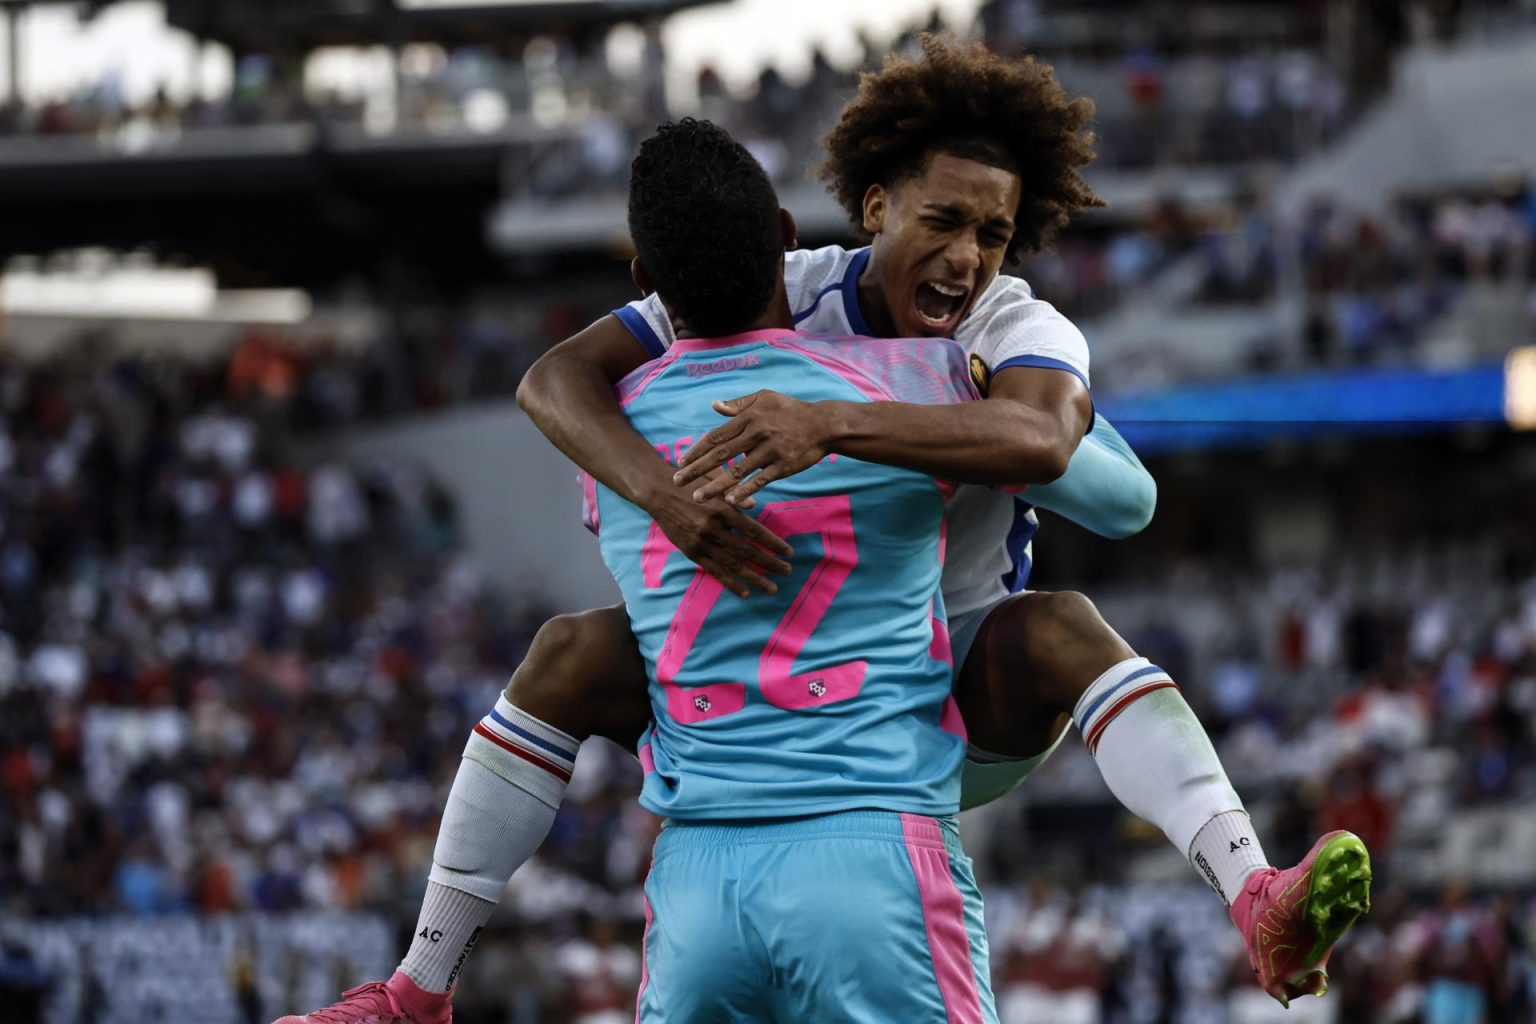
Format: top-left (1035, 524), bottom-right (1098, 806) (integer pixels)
top-left (495, 604), bottom-right (656, 748)
top-left (952, 590), bottom-right (1370, 1004)
top-left (396, 606), bottom-right (649, 988)
top-left (274, 606), bottom-right (652, 1024)
top-left (955, 590), bottom-right (1276, 875)
top-left (757, 812), bottom-right (998, 1024)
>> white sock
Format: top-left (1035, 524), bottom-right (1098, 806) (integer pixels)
top-left (399, 881), bottom-right (494, 994)
top-left (1188, 810), bottom-right (1270, 907)
top-left (1072, 657), bottom-right (1269, 905)
top-left (397, 697), bottom-right (578, 992)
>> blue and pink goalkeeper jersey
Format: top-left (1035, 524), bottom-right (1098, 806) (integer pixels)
top-left (583, 327), bottom-right (981, 820)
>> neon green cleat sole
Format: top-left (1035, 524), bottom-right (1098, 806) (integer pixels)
top-left (1301, 830), bottom-right (1372, 966)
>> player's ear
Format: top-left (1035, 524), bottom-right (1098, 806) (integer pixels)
top-left (779, 208), bottom-right (798, 251)
top-left (631, 257), bottom-right (655, 298)
top-left (861, 184), bottom-right (888, 235)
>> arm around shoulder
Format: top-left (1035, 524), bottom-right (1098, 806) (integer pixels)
top-left (518, 313), bottom-right (796, 597)
top-left (516, 315), bottom-right (648, 431)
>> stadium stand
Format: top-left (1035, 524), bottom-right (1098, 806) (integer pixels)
top-left (3, 2), bottom-right (1536, 1023)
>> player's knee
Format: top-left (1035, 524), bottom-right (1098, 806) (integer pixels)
top-left (1031, 591), bottom-right (1108, 650)
top-left (1007, 591), bottom-right (1134, 712)
top-left (502, 608), bottom-right (630, 736)
top-left (509, 609), bottom-right (627, 697)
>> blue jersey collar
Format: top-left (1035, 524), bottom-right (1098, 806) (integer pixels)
top-left (842, 248), bottom-right (875, 337)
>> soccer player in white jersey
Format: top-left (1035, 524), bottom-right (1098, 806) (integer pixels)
top-left (280, 37), bottom-right (1369, 1024)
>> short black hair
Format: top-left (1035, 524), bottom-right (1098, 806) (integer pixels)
top-left (819, 35), bottom-right (1103, 261)
top-left (628, 118), bottom-right (782, 337)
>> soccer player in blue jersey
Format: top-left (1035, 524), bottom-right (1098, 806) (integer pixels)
top-left (283, 38), bottom-right (1369, 1024)
top-left (599, 120), bottom-right (996, 1020)
top-left (284, 120), bottom-right (1000, 1024)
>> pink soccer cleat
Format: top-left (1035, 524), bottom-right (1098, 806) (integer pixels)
top-left (272, 972), bottom-right (452, 1024)
top-left (1230, 830), bottom-right (1372, 1007)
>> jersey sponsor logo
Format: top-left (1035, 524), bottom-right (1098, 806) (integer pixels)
top-left (1194, 850), bottom-right (1226, 904)
top-left (968, 355), bottom-right (991, 396)
top-left (686, 353), bottom-right (761, 378)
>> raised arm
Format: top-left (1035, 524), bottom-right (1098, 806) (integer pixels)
top-left (517, 315), bottom-right (792, 597)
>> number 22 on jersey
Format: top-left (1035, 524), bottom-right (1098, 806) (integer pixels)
top-left (642, 494), bottom-right (866, 724)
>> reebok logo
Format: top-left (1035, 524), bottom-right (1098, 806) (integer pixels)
top-left (1194, 850), bottom-right (1227, 904)
top-left (686, 354), bottom-right (760, 378)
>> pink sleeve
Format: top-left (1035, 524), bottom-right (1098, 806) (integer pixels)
top-left (775, 335), bottom-right (981, 406)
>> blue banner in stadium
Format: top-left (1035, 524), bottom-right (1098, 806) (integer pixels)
top-left (1098, 359), bottom-right (1524, 453)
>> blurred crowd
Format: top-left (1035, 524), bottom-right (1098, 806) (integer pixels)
top-left (0, 347), bottom-right (514, 925)
top-left (3, 339), bottom-right (1536, 1024)
top-left (0, 4), bottom-right (1363, 176)
top-left (0, 69), bottom-right (323, 144)
top-left (977, 880), bottom-right (1536, 1024)
top-left (511, 11), bottom-right (1365, 195)
top-left (1287, 178), bottom-right (1536, 369)
top-left (1074, 529), bottom-right (1536, 827)
top-left (215, 308), bottom-right (569, 434)
top-left (0, 347), bottom-right (653, 1020)
top-left (1019, 197), bottom-right (1202, 322)
top-left (1040, 170), bottom-right (1536, 390)
top-left (6, 0), bottom-right (1534, 182)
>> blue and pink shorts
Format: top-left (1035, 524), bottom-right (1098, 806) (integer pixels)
top-left (635, 809), bottom-right (997, 1023)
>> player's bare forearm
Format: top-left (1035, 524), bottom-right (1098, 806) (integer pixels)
top-left (517, 315), bottom-right (667, 507)
top-left (677, 365), bottom-right (1091, 503)
top-left (518, 315), bottom-right (793, 596)
top-left (823, 395), bottom-right (1081, 485)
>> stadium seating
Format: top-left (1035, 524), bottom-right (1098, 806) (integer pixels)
top-left (4, 2), bottom-right (1536, 1022)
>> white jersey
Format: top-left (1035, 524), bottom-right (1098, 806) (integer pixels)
top-left (614, 244), bottom-right (1092, 619)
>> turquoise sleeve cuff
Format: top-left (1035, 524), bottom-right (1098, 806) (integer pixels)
top-left (1026, 415), bottom-right (1156, 539)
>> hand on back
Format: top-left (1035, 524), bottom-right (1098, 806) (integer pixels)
top-left (642, 460), bottom-right (794, 599)
top-left (673, 390), bottom-right (833, 506)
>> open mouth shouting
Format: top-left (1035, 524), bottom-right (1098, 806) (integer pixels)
top-left (913, 279), bottom-right (971, 333)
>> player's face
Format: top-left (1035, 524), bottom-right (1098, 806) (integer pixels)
top-left (861, 151), bottom-right (1020, 339)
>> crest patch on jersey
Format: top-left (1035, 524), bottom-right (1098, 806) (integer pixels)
top-left (969, 354), bottom-right (991, 396)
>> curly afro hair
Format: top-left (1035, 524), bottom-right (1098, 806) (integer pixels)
top-left (819, 35), bottom-right (1103, 261)
top-left (629, 118), bottom-right (782, 337)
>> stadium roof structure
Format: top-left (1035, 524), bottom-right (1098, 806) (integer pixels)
top-left (0, 119), bottom-right (577, 293)
top-left (160, 0), bottom-right (722, 51)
